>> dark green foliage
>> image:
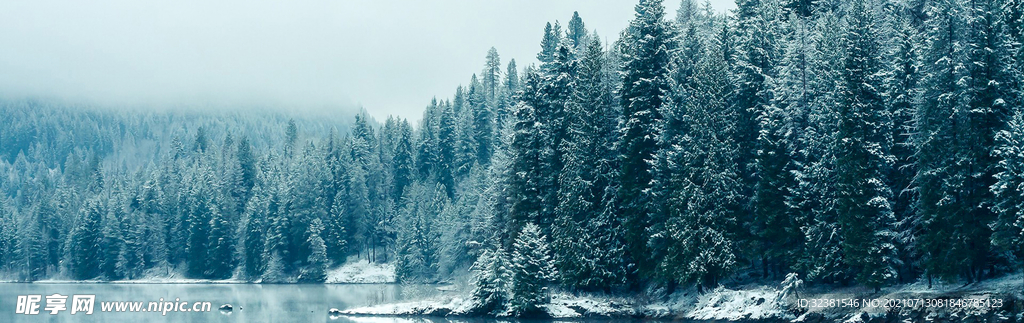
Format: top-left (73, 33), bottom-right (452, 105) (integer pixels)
top-left (469, 248), bottom-right (511, 315)
top-left (507, 71), bottom-right (549, 238)
top-left (992, 111), bottom-right (1024, 260)
top-left (508, 223), bottom-right (556, 317)
top-left (833, 0), bottom-right (897, 289)
top-left (553, 36), bottom-right (627, 292)
top-left (654, 13), bottom-right (740, 290)
top-left (300, 218), bottom-right (328, 283)
top-left (206, 197), bottom-right (234, 279)
top-left (914, 0), bottom-right (1008, 282)
top-left (68, 198), bottom-right (104, 280)
top-left (616, 0), bottom-right (676, 280)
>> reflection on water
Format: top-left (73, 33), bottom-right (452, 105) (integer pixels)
top-left (0, 283), bottom-right (437, 323)
top-left (0, 283), bottom-right (662, 323)
top-left (334, 318), bottom-right (603, 323)
top-left (332, 317), bottom-right (651, 323)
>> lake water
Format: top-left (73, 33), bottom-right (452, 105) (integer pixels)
top-left (0, 283), bottom-right (650, 323)
top-left (0, 283), bottom-right (443, 323)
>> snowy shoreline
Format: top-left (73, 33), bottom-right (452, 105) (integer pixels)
top-left (338, 273), bottom-right (1024, 322)
top-left (325, 259), bottom-right (396, 284)
top-left (340, 287), bottom-right (793, 320)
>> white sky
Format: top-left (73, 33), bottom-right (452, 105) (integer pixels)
top-left (0, 0), bottom-right (737, 121)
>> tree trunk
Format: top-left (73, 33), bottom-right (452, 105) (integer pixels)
top-left (762, 256), bottom-right (768, 278)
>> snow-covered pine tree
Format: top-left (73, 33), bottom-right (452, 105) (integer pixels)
top-left (53, 181), bottom-right (84, 269)
top-left (795, 7), bottom-right (846, 284)
top-left (507, 69), bottom-right (549, 240)
top-left (476, 51), bottom-right (500, 166)
top-left (615, 0), bottom-right (676, 282)
top-left (283, 144), bottom-right (330, 270)
top-left (350, 113), bottom-right (386, 257)
top-left (97, 197), bottom-right (122, 280)
top-left (260, 160), bottom-right (289, 282)
top-left (737, 0), bottom-right (793, 280)
top-left (262, 156), bottom-right (290, 272)
top-left (436, 170), bottom-right (483, 276)
top-left (655, 11), bottom-right (740, 290)
top-left (731, 0), bottom-right (783, 274)
top-left (675, 0), bottom-right (698, 26)
top-left (390, 119), bottom-right (415, 203)
top-left (538, 21), bottom-right (563, 72)
top-left (436, 100), bottom-right (459, 198)
top-left (508, 223), bottom-right (556, 317)
top-left (483, 47), bottom-right (503, 101)
top-left (236, 136), bottom-right (257, 208)
top-left (993, 0), bottom-right (1024, 267)
top-left (0, 197), bottom-right (18, 274)
top-left (455, 86), bottom-right (479, 177)
top-left (133, 174), bottom-right (168, 272)
top-left (783, 0), bottom-right (818, 17)
top-left (567, 11), bottom-right (587, 53)
top-left (394, 183), bottom-right (444, 282)
top-left (536, 40), bottom-right (576, 237)
top-left (833, 0), bottom-right (897, 290)
top-left (993, 109), bottom-right (1024, 263)
top-left (344, 147), bottom-right (371, 255)
top-left (1004, 0), bottom-right (1024, 113)
top-left (469, 247), bottom-right (511, 315)
top-left (301, 218), bottom-right (328, 283)
top-left (882, 5), bottom-right (921, 283)
top-left (117, 208), bottom-right (146, 280)
top-left (915, 0), bottom-right (1008, 282)
top-left (416, 99), bottom-right (441, 181)
top-left (469, 115), bottom-right (515, 255)
top-left (966, 0), bottom-right (1016, 276)
top-left (587, 33), bottom-right (630, 291)
top-left (67, 198), bottom-right (101, 278)
top-left (206, 195), bottom-right (234, 279)
top-left (914, 0), bottom-right (970, 282)
top-left (163, 151), bottom-right (191, 267)
top-left (219, 134), bottom-right (246, 216)
top-left (241, 180), bottom-right (268, 279)
top-left (765, 10), bottom-right (818, 274)
top-left (184, 167), bottom-right (215, 278)
top-left (552, 37), bottom-right (630, 289)
top-left (21, 205), bottom-right (47, 281)
top-left (260, 251), bottom-right (286, 283)
top-left (494, 59), bottom-right (520, 133)
top-left (283, 119), bottom-right (299, 158)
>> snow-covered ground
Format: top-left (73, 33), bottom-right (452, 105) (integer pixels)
top-left (326, 258), bottom-right (396, 284)
top-left (684, 286), bottom-right (793, 321)
top-left (339, 288), bottom-right (792, 320)
top-left (341, 297), bottom-right (473, 316)
top-left (337, 273), bottom-right (1024, 321)
top-left (540, 293), bottom-right (638, 318)
top-left (801, 273), bottom-right (1024, 322)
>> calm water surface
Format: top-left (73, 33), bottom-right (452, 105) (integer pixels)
top-left (0, 283), bottom-right (656, 322)
top-left (0, 283), bottom-right (439, 322)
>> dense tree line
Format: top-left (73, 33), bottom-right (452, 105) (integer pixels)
top-left (2, 0), bottom-right (1024, 316)
top-left (469, 0), bottom-right (1024, 314)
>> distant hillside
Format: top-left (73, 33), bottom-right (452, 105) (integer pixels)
top-left (0, 99), bottom-right (362, 169)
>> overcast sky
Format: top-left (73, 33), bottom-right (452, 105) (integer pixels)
top-left (0, 0), bottom-right (737, 122)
